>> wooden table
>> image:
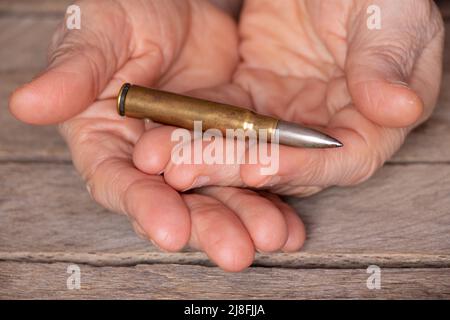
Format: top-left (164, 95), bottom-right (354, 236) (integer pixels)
top-left (1, 0), bottom-right (449, 299)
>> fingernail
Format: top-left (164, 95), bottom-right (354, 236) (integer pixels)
top-left (183, 176), bottom-right (210, 191)
top-left (144, 118), bottom-right (152, 130)
top-left (85, 184), bottom-right (93, 199)
top-left (388, 80), bottom-right (409, 88)
top-left (256, 175), bottom-right (281, 188)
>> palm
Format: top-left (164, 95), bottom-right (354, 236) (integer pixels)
top-left (61, 0), bottom-right (239, 204)
top-left (236, 0), bottom-right (348, 124)
top-left (226, 0), bottom-right (384, 195)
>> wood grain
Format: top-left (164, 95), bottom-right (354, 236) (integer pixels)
top-left (1, 17), bottom-right (450, 162)
top-left (1, 0), bottom-right (450, 300)
top-left (0, 17), bottom-right (60, 72)
top-left (0, 0), bottom-right (71, 15)
top-left (1, 162), bottom-right (449, 260)
top-left (1, 262), bottom-right (449, 299)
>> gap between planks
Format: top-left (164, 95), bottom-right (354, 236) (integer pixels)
top-left (1, 251), bottom-right (449, 269)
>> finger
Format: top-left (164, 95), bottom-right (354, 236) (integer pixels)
top-left (260, 193), bottom-right (306, 252)
top-left (134, 117), bottom-right (245, 191)
top-left (134, 126), bottom-right (242, 190)
top-left (165, 136), bottom-right (244, 191)
top-left (61, 100), bottom-right (191, 252)
top-left (346, 0), bottom-right (443, 127)
top-left (134, 123), bottom-right (245, 191)
top-left (240, 107), bottom-right (406, 190)
top-left (123, 174), bottom-right (190, 252)
top-left (198, 187), bottom-right (288, 252)
top-left (9, 1), bottom-right (134, 124)
top-left (9, 0), bottom-right (194, 125)
top-left (133, 125), bottom-right (182, 175)
top-left (183, 193), bottom-right (254, 272)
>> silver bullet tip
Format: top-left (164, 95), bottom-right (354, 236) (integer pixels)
top-left (327, 138), bottom-right (344, 148)
top-left (276, 120), bottom-right (344, 149)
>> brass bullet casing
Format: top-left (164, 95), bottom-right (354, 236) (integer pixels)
top-left (117, 83), bottom-right (278, 140)
top-left (117, 83), bottom-right (343, 148)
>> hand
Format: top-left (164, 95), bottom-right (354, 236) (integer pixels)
top-left (9, 0), bottom-right (305, 272)
top-left (135, 0), bottom-right (445, 197)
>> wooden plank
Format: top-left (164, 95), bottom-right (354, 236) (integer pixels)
top-left (0, 0), bottom-right (71, 15)
top-left (0, 17), bottom-right (61, 72)
top-left (1, 20), bottom-right (450, 162)
top-left (0, 17), bottom-right (449, 162)
top-left (0, 262), bottom-right (449, 299)
top-left (0, 162), bottom-right (149, 253)
top-left (1, 163), bottom-right (449, 262)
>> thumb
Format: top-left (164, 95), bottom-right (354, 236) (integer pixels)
top-left (345, 1), bottom-right (439, 128)
top-left (9, 3), bottom-right (129, 125)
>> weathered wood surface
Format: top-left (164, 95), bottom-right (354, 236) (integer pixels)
top-left (1, 17), bottom-right (450, 162)
top-left (1, 0), bottom-right (450, 300)
top-left (2, 251), bottom-right (450, 270)
top-left (0, 17), bottom-right (60, 72)
top-left (0, 0), bottom-right (71, 15)
top-left (1, 262), bottom-right (449, 299)
top-left (1, 162), bottom-right (449, 256)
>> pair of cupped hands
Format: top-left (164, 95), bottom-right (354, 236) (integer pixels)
top-left (10, 0), bottom-right (444, 271)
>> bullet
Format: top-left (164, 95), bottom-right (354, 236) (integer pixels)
top-left (117, 83), bottom-right (343, 148)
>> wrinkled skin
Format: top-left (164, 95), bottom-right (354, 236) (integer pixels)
top-left (9, 0), bottom-right (444, 271)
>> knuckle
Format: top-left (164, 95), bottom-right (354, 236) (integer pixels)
top-left (369, 43), bottom-right (415, 79)
top-left (48, 22), bottom-right (68, 58)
